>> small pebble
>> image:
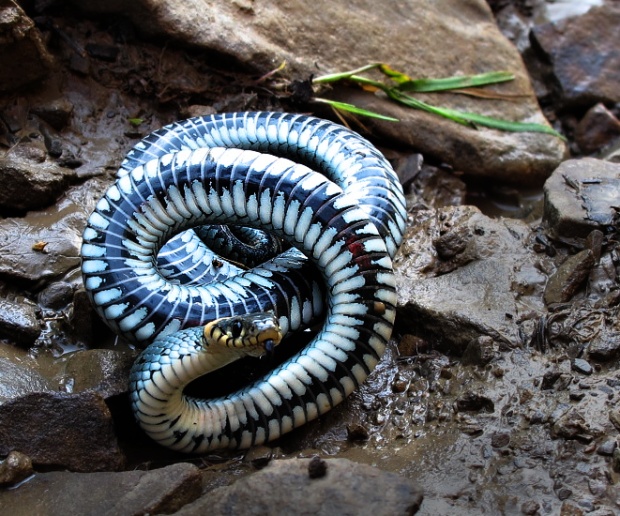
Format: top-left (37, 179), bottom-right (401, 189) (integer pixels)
top-left (572, 359), bottom-right (593, 375)
top-left (346, 423), bottom-right (369, 442)
top-left (307, 456), bottom-right (327, 479)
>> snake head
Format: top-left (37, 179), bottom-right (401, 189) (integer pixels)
top-left (203, 312), bottom-right (283, 358)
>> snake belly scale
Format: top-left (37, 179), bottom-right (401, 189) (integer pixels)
top-left (81, 112), bottom-right (406, 453)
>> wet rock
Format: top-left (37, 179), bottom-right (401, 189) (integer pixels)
top-left (74, 0), bottom-right (565, 183)
top-left (595, 440), bottom-right (616, 457)
top-left (0, 462), bottom-right (202, 515)
top-left (174, 458), bottom-right (423, 515)
top-left (0, 391), bottom-right (125, 471)
top-left (0, 178), bottom-right (107, 284)
top-left (455, 390), bottom-right (494, 412)
top-left (588, 331), bottom-right (620, 362)
top-left (61, 349), bottom-right (136, 399)
top-left (395, 206), bottom-right (549, 351)
top-left (571, 358), bottom-right (593, 376)
top-left (0, 450), bottom-right (33, 486)
top-left (461, 336), bottom-right (498, 366)
top-left (543, 250), bottom-right (595, 305)
top-left (37, 281), bottom-right (74, 309)
top-left (0, 153), bottom-right (76, 214)
top-left (0, 347), bottom-right (53, 402)
top-left (543, 158), bottom-right (620, 241)
top-left (0, 1), bottom-right (54, 92)
top-left (550, 408), bottom-right (596, 442)
top-left (531, 3), bottom-right (620, 108)
top-left (575, 103), bottom-right (620, 155)
top-left (490, 431), bottom-right (510, 449)
top-left (346, 423), bottom-right (370, 442)
top-left (560, 501), bottom-right (584, 516)
top-left (31, 98), bottom-right (74, 131)
top-left (0, 289), bottom-right (40, 346)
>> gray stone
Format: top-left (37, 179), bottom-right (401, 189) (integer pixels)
top-left (174, 458), bottom-right (423, 515)
top-left (572, 358), bottom-right (593, 376)
top-left (70, 0), bottom-right (565, 183)
top-left (0, 391), bottom-right (125, 471)
top-left (531, 3), bottom-right (620, 108)
top-left (395, 206), bottom-right (549, 351)
top-left (0, 1), bottom-right (54, 92)
top-left (543, 158), bottom-right (620, 242)
top-left (0, 154), bottom-right (76, 214)
top-left (0, 462), bottom-right (202, 515)
top-left (0, 289), bottom-right (40, 346)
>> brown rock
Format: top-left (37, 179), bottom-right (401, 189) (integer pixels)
top-left (174, 458), bottom-right (423, 515)
top-left (0, 0), bottom-right (54, 92)
top-left (575, 103), bottom-right (620, 155)
top-left (532, 3), bottom-right (620, 108)
top-left (0, 391), bottom-right (125, 471)
top-left (543, 250), bottom-right (595, 305)
top-left (0, 462), bottom-right (202, 515)
top-left (0, 450), bottom-right (33, 486)
top-left (71, 0), bottom-right (565, 183)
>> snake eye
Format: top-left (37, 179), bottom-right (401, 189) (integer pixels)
top-left (229, 320), bottom-right (244, 339)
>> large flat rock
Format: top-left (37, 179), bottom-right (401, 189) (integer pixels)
top-left (72, 0), bottom-right (566, 183)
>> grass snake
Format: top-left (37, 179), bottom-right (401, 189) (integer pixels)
top-left (81, 112), bottom-right (407, 452)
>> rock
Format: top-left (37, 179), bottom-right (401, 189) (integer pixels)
top-left (575, 103), bottom-right (620, 155)
top-left (587, 332), bottom-right (620, 362)
top-left (596, 440), bottom-right (617, 457)
top-left (571, 358), bottom-right (593, 376)
top-left (0, 288), bottom-right (40, 346)
top-left (31, 98), bottom-right (75, 131)
top-left (0, 391), bottom-right (125, 471)
top-left (531, 3), bottom-right (620, 109)
top-left (0, 462), bottom-right (202, 515)
top-left (461, 336), bottom-right (498, 366)
top-left (61, 349), bottom-right (137, 399)
top-left (0, 153), bottom-right (76, 214)
top-left (0, 0), bottom-right (54, 92)
top-left (0, 178), bottom-right (108, 284)
top-left (0, 345), bottom-right (53, 403)
top-left (542, 158), bottom-right (620, 242)
top-left (395, 206), bottom-right (550, 351)
top-left (543, 250), bottom-right (595, 305)
top-left (551, 408), bottom-right (598, 442)
top-left (174, 458), bottom-right (423, 515)
top-left (455, 390), bottom-right (494, 412)
top-left (0, 450), bottom-right (33, 486)
top-left (71, 0), bottom-right (565, 183)
top-left (37, 281), bottom-right (74, 309)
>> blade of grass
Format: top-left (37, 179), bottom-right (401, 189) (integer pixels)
top-left (313, 98), bottom-right (399, 122)
top-left (396, 71), bottom-right (515, 92)
top-left (388, 89), bottom-right (565, 139)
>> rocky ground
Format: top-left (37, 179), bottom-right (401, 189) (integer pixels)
top-left (0, 0), bottom-right (619, 514)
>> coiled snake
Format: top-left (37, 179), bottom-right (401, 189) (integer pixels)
top-left (81, 112), bottom-right (407, 452)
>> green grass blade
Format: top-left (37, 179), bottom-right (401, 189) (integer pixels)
top-left (397, 71), bottom-right (515, 92)
top-left (313, 98), bottom-right (399, 122)
top-left (388, 90), bottom-right (565, 139)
